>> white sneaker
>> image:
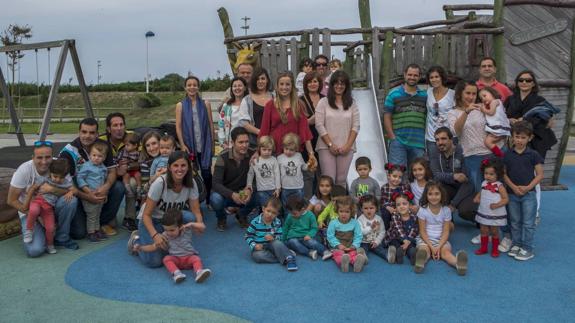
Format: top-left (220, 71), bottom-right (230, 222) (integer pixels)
top-left (195, 269), bottom-right (211, 283)
top-left (471, 234), bottom-right (491, 245)
top-left (387, 245), bottom-right (396, 264)
top-left (514, 248), bottom-right (534, 261)
top-left (23, 229), bottom-right (33, 244)
top-left (46, 245), bottom-right (57, 254)
top-left (173, 271), bottom-right (186, 284)
top-left (508, 245), bottom-right (521, 258)
top-left (308, 249), bottom-right (318, 260)
top-left (322, 250), bottom-right (333, 261)
top-left (498, 237), bottom-right (512, 253)
top-left (127, 230), bottom-right (139, 256)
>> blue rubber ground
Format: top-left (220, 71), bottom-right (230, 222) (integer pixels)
top-left (66, 167), bottom-right (575, 322)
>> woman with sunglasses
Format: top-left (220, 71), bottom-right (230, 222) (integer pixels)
top-left (425, 66), bottom-right (455, 160)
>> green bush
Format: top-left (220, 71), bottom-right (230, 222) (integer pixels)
top-left (135, 93), bottom-right (161, 108)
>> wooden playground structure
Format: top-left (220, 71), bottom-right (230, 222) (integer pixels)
top-left (219, 0), bottom-right (575, 188)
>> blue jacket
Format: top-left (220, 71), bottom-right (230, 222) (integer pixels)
top-left (76, 161), bottom-right (108, 190)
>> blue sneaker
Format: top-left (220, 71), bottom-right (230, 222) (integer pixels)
top-left (286, 256), bottom-right (298, 271)
top-left (54, 239), bottom-right (79, 250)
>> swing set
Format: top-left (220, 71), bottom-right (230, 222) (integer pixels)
top-left (0, 39), bottom-right (94, 147)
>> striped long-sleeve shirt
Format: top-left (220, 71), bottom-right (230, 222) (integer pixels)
top-left (245, 214), bottom-right (283, 250)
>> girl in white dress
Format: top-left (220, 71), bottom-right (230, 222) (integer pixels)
top-left (479, 87), bottom-right (511, 158)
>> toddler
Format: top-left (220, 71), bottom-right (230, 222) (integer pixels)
top-left (246, 136), bottom-right (281, 208)
top-left (384, 192), bottom-right (419, 265)
top-left (479, 87), bottom-right (511, 158)
top-left (357, 195), bottom-right (390, 262)
top-left (380, 163), bottom-right (411, 230)
top-left (117, 133), bottom-right (142, 197)
top-left (150, 135), bottom-right (176, 184)
top-left (278, 133), bottom-right (316, 206)
top-left (350, 157), bottom-right (381, 206)
top-left (296, 58), bottom-right (314, 97)
top-left (134, 209), bottom-right (211, 284)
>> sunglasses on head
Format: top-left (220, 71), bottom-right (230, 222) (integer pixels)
top-left (518, 78), bottom-right (533, 83)
top-left (34, 140), bottom-right (53, 148)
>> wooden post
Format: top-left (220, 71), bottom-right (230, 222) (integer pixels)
top-left (0, 67), bottom-right (25, 147)
top-left (358, 0), bottom-right (372, 51)
top-left (445, 9), bottom-right (454, 20)
top-left (381, 30), bottom-right (394, 96)
top-left (39, 41), bottom-right (69, 141)
top-left (68, 41), bottom-right (94, 118)
top-left (371, 28), bottom-right (381, 91)
top-left (553, 20), bottom-right (575, 185)
top-left (492, 0), bottom-right (506, 82)
top-left (344, 49), bottom-right (355, 76)
top-left (218, 7), bottom-right (237, 74)
top-left (299, 31), bottom-right (310, 60)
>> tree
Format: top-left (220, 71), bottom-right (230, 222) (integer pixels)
top-left (1, 24), bottom-right (33, 94)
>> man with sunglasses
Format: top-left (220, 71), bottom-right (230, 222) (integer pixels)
top-left (59, 117), bottom-right (125, 239)
top-left (476, 57), bottom-right (512, 103)
top-left (314, 54), bottom-right (330, 96)
top-left (8, 141), bottom-right (79, 255)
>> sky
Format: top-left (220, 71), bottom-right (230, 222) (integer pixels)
top-left (1, 0), bottom-right (492, 85)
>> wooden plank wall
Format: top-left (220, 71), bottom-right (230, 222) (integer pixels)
top-left (504, 5), bottom-right (574, 185)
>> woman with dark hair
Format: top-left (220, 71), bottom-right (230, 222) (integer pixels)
top-left (130, 151), bottom-right (205, 268)
top-left (315, 70), bottom-right (360, 188)
top-left (218, 77), bottom-right (249, 148)
top-left (505, 70), bottom-right (557, 160)
top-left (238, 68), bottom-right (274, 147)
top-left (175, 76), bottom-right (215, 205)
top-left (426, 65), bottom-right (455, 159)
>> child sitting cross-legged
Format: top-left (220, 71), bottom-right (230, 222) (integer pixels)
top-left (357, 195), bottom-right (392, 263)
top-left (282, 195), bottom-right (333, 261)
top-left (133, 208), bottom-right (212, 284)
top-left (383, 192), bottom-right (419, 265)
top-left (245, 197), bottom-right (298, 271)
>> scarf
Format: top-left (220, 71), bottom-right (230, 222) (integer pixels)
top-left (181, 96), bottom-right (212, 170)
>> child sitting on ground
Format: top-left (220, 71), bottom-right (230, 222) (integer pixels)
top-left (308, 175), bottom-right (333, 216)
top-left (357, 195), bottom-right (391, 263)
top-left (479, 87), bottom-right (511, 158)
top-left (327, 196), bottom-right (368, 273)
top-left (149, 135), bottom-right (176, 184)
top-left (282, 195), bottom-right (332, 261)
top-left (384, 192), bottom-right (419, 265)
top-left (246, 136), bottom-right (281, 208)
top-left (22, 158), bottom-right (76, 254)
top-left (76, 142), bottom-right (109, 242)
top-left (117, 133), bottom-right (142, 197)
top-left (380, 163), bottom-right (411, 230)
top-left (414, 181), bottom-right (468, 275)
top-left (349, 157), bottom-right (381, 207)
top-left (245, 197), bottom-right (298, 271)
top-left (133, 208), bottom-right (211, 284)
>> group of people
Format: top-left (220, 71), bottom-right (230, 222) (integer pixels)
top-left (7, 54), bottom-right (557, 284)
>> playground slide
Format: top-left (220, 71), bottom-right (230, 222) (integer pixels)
top-left (347, 54), bottom-right (388, 188)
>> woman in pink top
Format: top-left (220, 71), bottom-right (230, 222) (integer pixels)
top-left (259, 72), bottom-right (316, 164)
top-left (315, 70), bottom-right (360, 188)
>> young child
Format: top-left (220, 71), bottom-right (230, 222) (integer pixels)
top-left (22, 159), bottom-right (75, 254)
top-left (327, 196), bottom-right (368, 272)
top-left (479, 87), bottom-right (511, 158)
top-left (357, 195), bottom-right (390, 262)
top-left (247, 136), bottom-right (281, 208)
top-left (76, 142), bottom-right (109, 242)
top-left (277, 133), bottom-right (316, 206)
top-left (316, 185), bottom-right (348, 237)
top-left (473, 158), bottom-right (509, 257)
top-left (150, 135), bottom-right (176, 184)
top-left (308, 175), bottom-right (333, 216)
top-left (245, 197), bottom-right (298, 271)
top-left (117, 133), bottom-right (142, 197)
top-left (133, 209), bottom-right (212, 284)
top-left (380, 163), bottom-right (411, 230)
top-left (296, 57), bottom-right (314, 97)
top-left (384, 192), bottom-right (419, 265)
top-left (349, 157), bottom-right (382, 206)
top-left (329, 58), bottom-right (343, 74)
top-left (408, 157), bottom-right (433, 208)
top-left (503, 121), bottom-right (544, 261)
top-left (282, 195), bottom-right (332, 261)
top-left (414, 182), bottom-right (468, 275)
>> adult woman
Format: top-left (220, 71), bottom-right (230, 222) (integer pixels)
top-left (426, 66), bottom-right (455, 158)
top-left (448, 80), bottom-right (492, 194)
top-left (259, 72), bottom-right (316, 164)
top-left (175, 76), bottom-right (215, 204)
top-left (315, 70), bottom-right (360, 188)
top-left (505, 70), bottom-right (557, 160)
top-left (239, 68), bottom-right (274, 147)
top-left (299, 71), bottom-right (324, 198)
top-left (218, 77), bottom-right (249, 148)
top-left (131, 151), bottom-right (206, 268)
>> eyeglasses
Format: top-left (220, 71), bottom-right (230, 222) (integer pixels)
top-left (315, 62), bottom-right (328, 67)
top-left (34, 140), bottom-right (53, 148)
top-left (518, 78), bottom-right (534, 83)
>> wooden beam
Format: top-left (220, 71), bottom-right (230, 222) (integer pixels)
top-left (393, 27), bottom-right (504, 35)
top-left (299, 31), bottom-right (310, 60)
top-left (492, 0), bottom-right (506, 82)
top-left (0, 67), bottom-right (26, 146)
top-left (372, 28), bottom-right (381, 91)
top-left (538, 80), bottom-right (572, 88)
top-left (68, 41), bottom-right (94, 119)
top-left (0, 40), bottom-right (68, 53)
top-left (442, 4), bottom-right (494, 11)
top-left (553, 19), bottom-right (575, 185)
top-left (505, 0), bottom-right (575, 8)
top-left (400, 16), bottom-right (468, 30)
top-left (39, 42), bottom-right (69, 141)
top-left (217, 7), bottom-right (237, 73)
top-left (380, 30), bottom-right (394, 95)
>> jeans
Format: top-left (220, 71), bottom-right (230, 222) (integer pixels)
top-left (137, 211), bottom-right (197, 268)
top-left (507, 192), bottom-right (537, 252)
top-left (286, 237), bottom-right (327, 256)
top-left (281, 188), bottom-right (304, 207)
top-left (425, 140), bottom-right (438, 162)
top-left (251, 239), bottom-right (292, 263)
top-left (210, 191), bottom-right (256, 221)
top-left (387, 139), bottom-right (425, 168)
top-left (463, 154), bottom-right (492, 193)
top-left (360, 242), bottom-right (388, 260)
top-left (255, 190), bottom-right (275, 209)
top-left (70, 181), bottom-right (125, 239)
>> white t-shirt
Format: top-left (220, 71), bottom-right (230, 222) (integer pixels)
top-left (410, 181), bottom-right (425, 206)
top-left (138, 174), bottom-right (199, 220)
top-left (10, 160), bottom-right (48, 219)
top-left (417, 206), bottom-right (452, 242)
top-left (426, 88), bottom-right (455, 141)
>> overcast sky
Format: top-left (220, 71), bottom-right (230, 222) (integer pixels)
top-left (1, 0), bottom-right (491, 84)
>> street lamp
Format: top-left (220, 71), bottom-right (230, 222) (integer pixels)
top-left (97, 60), bottom-right (102, 85)
top-left (145, 30), bottom-right (155, 93)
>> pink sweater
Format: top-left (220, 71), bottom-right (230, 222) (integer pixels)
top-left (314, 97), bottom-right (360, 151)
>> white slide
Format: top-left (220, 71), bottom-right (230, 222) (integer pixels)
top-left (347, 54), bottom-right (388, 188)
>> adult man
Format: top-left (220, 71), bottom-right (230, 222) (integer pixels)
top-left (476, 57), bottom-right (512, 102)
top-left (8, 141), bottom-right (79, 256)
top-left (59, 117), bottom-right (125, 239)
top-left (237, 63), bottom-right (253, 84)
top-left (429, 127), bottom-right (476, 222)
top-left (210, 127), bottom-right (256, 231)
top-left (314, 54), bottom-right (330, 95)
top-left (383, 64), bottom-right (427, 167)
top-left (99, 112), bottom-right (137, 231)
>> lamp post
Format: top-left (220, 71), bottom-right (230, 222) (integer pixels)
top-left (97, 60), bottom-right (102, 85)
top-left (145, 30), bottom-right (155, 93)
top-left (241, 16), bottom-right (250, 36)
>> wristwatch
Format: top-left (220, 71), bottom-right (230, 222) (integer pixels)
top-left (327, 142), bottom-right (333, 148)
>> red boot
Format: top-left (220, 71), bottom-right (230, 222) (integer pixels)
top-left (491, 237), bottom-right (500, 257)
top-left (475, 236), bottom-right (489, 255)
